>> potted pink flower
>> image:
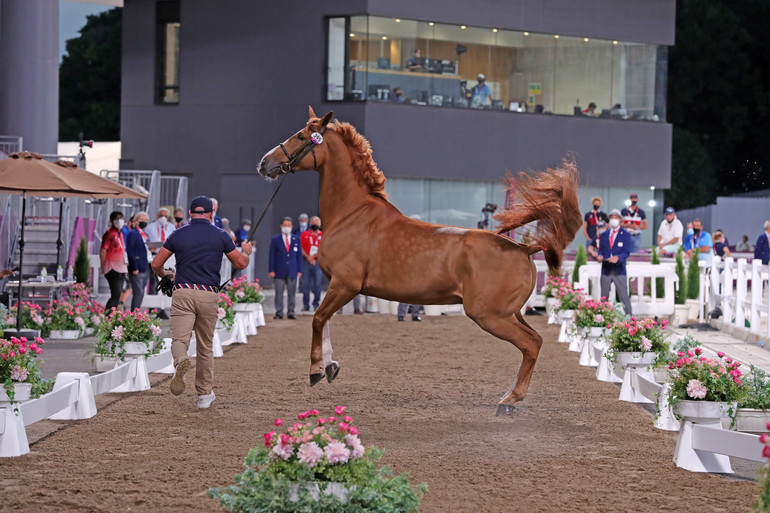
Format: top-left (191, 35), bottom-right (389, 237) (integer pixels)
top-left (0, 336), bottom-right (50, 405)
top-left (93, 309), bottom-right (162, 368)
top-left (605, 317), bottom-right (671, 368)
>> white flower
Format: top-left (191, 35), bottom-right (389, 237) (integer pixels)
top-left (297, 441), bottom-right (324, 467)
top-left (271, 442), bottom-right (294, 460)
top-left (638, 336), bottom-right (652, 351)
top-left (75, 316), bottom-right (86, 328)
top-left (235, 290), bottom-right (245, 298)
top-left (150, 324), bottom-right (162, 337)
top-left (686, 379), bottom-right (707, 399)
top-left (111, 325), bottom-right (124, 342)
top-left (345, 434), bottom-right (365, 459)
top-left (10, 365), bottom-right (28, 382)
top-left (91, 315), bottom-right (101, 325)
top-left (217, 307), bottom-right (226, 320)
top-left (323, 442), bottom-right (351, 464)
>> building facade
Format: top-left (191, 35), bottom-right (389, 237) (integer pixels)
top-left (121, 0), bottom-right (675, 281)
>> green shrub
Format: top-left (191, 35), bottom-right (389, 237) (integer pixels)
top-left (572, 244), bottom-right (587, 285)
top-left (740, 365), bottom-right (770, 410)
top-left (675, 247), bottom-right (687, 305)
top-left (687, 252), bottom-right (700, 300)
top-left (74, 237), bottom-right (90, 285)
top-left (651, 248), bottom-right (664, 298)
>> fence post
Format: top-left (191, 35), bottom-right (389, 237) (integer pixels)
top-left (49, 373), bottom-right (97, 420)
top-left (735, 259), bottom-right (748, 329)
top-left (722, 257), bottom-right (734, 323)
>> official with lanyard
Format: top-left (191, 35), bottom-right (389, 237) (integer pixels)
top-left (151, 195), bottom-right (253, 409)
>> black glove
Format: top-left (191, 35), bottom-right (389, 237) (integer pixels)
top-left (156, 275), bottom-right (174, 297)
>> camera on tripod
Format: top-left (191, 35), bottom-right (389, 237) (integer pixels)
top-left (477, 203), bottom-right (499, 230)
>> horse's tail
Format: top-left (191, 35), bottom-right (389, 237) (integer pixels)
top-left (494, 159), bottom-right (582, 276)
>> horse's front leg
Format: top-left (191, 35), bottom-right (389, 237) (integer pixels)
top-left (309, 281), bottom-right (357, 386)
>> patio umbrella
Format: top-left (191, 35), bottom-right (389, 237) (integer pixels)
top-left (0, 152), bottom-right (146, 333)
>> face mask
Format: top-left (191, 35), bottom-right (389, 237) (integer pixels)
top-left (174, 216), bottom-right (183, 223)
top-left (243, 225), bottom-right (251, 232)
top-left (592, 204), bottom-right (600, 210)
top-left (113, 219), bottom-right (124, 229)
top-left (687, 228), bottom-right (694, 235)
top-left (310, 224), bottom-right (320, 231)
top-left (281, 226), bottom-right (292, 235)
top-left (138, 221), bottom-right (148, 229)
top-left (693, 228), bottom-right (701, 235)
top-left (300, 222), bottom-right (308, 229)
top-left (630, 200), bottom-right (637, 206)
top-left (158, 216), bottom-right (168, 226)
top-left (609, 218), bottom-right (620, 228)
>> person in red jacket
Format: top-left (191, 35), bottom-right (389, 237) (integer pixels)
top-left (300, 216), bottom-right (323, 311)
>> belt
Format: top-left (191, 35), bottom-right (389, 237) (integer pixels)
top-left (174, 283), bottom-right (218, 292)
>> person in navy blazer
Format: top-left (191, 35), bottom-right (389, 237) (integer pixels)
top-left (754, 220), bottom-right (770, 265)
top-left (597, 209), bottom-right (633, 315)
top-left (269, 217), bottom-right (303, 319)
top-left (126, 211), bottom-right (151, 311)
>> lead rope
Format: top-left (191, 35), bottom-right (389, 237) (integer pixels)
top-left (218, 174), bottom-right (288, 291)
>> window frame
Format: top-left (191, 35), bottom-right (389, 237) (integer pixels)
top-left (155, 0), bottom-right (181, 105)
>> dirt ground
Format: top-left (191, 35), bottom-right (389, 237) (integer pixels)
top-left (0, 314), bottom-right (762, 512)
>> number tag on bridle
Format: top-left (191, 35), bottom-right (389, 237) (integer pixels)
top-left (311, 132), bottom-right (324, 145)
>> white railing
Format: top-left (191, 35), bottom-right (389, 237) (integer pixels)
top-left (704, 257), bottom-right (770, 337)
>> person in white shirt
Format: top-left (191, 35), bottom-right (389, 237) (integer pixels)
top-left (657, 206), bottom-right (683, 256)
top-left (144, 207), bottom-right (176, 306)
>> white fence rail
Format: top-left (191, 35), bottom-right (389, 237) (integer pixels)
top-left (703, 257), bottom-right (770, 338)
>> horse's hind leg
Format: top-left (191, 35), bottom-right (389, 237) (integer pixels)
top-left (309, 280), bottom-right (357, 386)
top-left (466, 308), bottom-right (543, 416)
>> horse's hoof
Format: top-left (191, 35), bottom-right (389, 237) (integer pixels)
top-left (325, 362), bottom-right (340, 383)
top-left (309, 373), bottom-right (325, 387)
top-left (495, 404), bottom-right (515, 416)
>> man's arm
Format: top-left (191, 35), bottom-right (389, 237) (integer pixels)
top-left (151, 247), bottom-right (174, 277)
top-left (226, 242), bottom-right (253, 270)
top-left (582, 220), bottom-right (590, 241)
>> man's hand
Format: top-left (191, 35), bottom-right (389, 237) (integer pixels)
top-left (597, 255), bottom-right (604, 262)
top-left (241, 241), bottom-right (254, 256)
top-left (608, 255), bottom-right (619, 264)
top-left (132, 270), bottom-right (139, 275)
top-left (269, 272), bottom-right (275, 278)
top-left (297, 273), bottom-right (302, 278)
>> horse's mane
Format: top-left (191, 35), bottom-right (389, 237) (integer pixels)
top-left (331, 121), bottom-right (388, 200)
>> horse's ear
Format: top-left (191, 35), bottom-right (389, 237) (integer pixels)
top-left (308, 105), bottom-right (317, 119)
top-left (319, 110), bottom-right (334, 128)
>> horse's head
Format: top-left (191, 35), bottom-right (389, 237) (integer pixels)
top-left (258, 106), bottom-right (334, 179)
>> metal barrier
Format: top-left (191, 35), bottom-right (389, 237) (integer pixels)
top-left (0, 135), bottom-right (22, 155)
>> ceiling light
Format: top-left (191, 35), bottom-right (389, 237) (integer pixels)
top-left (382, 36), bottom-right (387, 40)
top-left (523, 32), bottom-right (529, 36)
top-left (613, 40), bottom-right (618, 45)
top-left (648, 200), bottom-right (657, 207)
top-left (349, 33), bottom-right (355, 37)
top-left (492, 28), bottom-right (498, 33)
top-left (428, 22), bottom-right (434, 26)
top-left (650, 186), bottom-right (655, 190)
top-left (624, 199), bottom-right (632, 207)
top-left (461, 25), bottom-right (467, 29)
top-left (395, 18), bottom-right (401, 22)
top-left (554, 35), bottom-right (559, 39)
top-left (583, 38), bottom-right (589, 42)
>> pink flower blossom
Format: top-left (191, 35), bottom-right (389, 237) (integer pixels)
top-left (639, 336), bottom-right (652, 351)
top-left (297, 441), bottom-right (324, 467)
top-left (717, 351), bottom-right (725, 358)
top-left (10, 365), bottom-right (28, 382)
top-left (271, 441), bottom-right (294, 460)
top-left (150, 325), bottom-right (162, 337)
top-left (263, 431), bottom-right (275, 447)
top-left (345, 434), bottom-right (365, 459)
top-left (764, 446), bottom-right (770, 459)
top-left (338, 422), bottom-right (349, 433)
top-left (324, 442), bottom-right (351, 464)
top-left (733, 378), bottom-right (743, 386)
top-left (687, 350), bottom-right (694, 357)
top-left (686, 379), bottom-right (707, 399)
top-left (111, 325), bottom-right (124, 342)
top-left (335, 405), bottom-right (346, 415)
top-left (694, 348), bottom-right (702, 355)
top-left (274, 418), bottom-right (283, 427)
top-left (217, 308), bottom-right (226, 320)
top-left (729, 369), bottom-right (742, 378)
top-left (761, 434), bottom-right (768, 444)
top-left (343, 415), bottom-right (353, 423)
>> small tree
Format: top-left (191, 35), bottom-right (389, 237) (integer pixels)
top-left (651, 247), bottom-right (665, 298)
top-left (572, 244), bottom-right (587, 285)
top-left (675, 247), bottom-right (687, 305)
top-left (74, 237), bottom-right (91, 285)
top-left (687, 253), bottom-right (700, 300)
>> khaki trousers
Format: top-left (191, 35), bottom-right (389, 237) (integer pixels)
top-left (170, 288), bottom-right (219, 395)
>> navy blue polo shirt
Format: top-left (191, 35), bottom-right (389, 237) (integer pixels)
top-left (163, 219), bottom-right (236, 289)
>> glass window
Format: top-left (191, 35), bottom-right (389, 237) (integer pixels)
top-left (156, 1), bottom-right (180, 104)
top-left (326, 15), bottom-right (667, 121)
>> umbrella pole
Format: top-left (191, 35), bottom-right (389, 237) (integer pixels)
top-left (55, 198), bottom-right (64, 271)
top-left (16, 191), bottom-right (26, 332)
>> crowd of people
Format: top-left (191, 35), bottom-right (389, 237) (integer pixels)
top-left (581, 192), bottom-right (770, 314)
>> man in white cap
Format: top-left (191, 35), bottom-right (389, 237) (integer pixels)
top-left (597, 209), bottom-right (632, 315)
top-left (471, 73), bottom-right (493, 108)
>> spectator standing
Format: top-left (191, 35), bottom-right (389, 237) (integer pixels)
top-left (100, 211), bottom-right (128, 312)
top-left (754, 220), bottom-right (770, 265)
top-left (712, 231), bottom-right (732, 258)
top-left (471, 73), bottom-right (493, 108)
top-left (173, 207), bottom-right (186, 228)
top-left (597, 209), bottom-right (632, 315)
top-left (582, 196), bottom-right (608, 250)
top-left (269, 217), bottom-right (303, 320)
top-left (683, 218), bottom-right (713, 266)
top-left (737, 234), bottom-right (754, 252)
top-left (235, 218), bottom-right (251, 247)
top-left (293, 213), bottom-right (309, 236)
top-left (145, 208), bottom-right (176, 312)
top-left (300, 216), bottom-right (323, 312)
top-left (152, 196), bottom-right (253, 409)
top-left (397, 303), bottom-right (421, 322)
top-left (621, 193), bottom-right (647, 253)
top-left (656, 206), bottom-right (683, 256)
top-left (211, 198), bottom-right (223, 229)
top-left (126, 211), bottom-right (151, 311)
top-left (406, 48), bottom-right (424, 71)
top-left (221, 218), bottom-right (236, 243)
top-left (119, 215), bottom-right (136, 308)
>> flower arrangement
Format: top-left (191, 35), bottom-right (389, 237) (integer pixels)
top-left (69, 283), bottom-right (105, 329)
top-left (605, 317), bottom-right (670, 364)
top-left (665, 349), bottom-right (748, 417)
top-left (541, 276), bottom-right (567, 299)
top-left (553, 282), bottom-right (584, 312)
top-left (753, 426), bottom-right (770, 512)
top-left (0, 303), bottom-right (8, 335)
top-left (225, 276), bottom-right (263, 304)
top-left (1, 336), bottom-right (52, 403)
top-left (44, 299), bottom-right (86, 333)
top-left (6, 302), bottom-right (47, 335)
top-left (574, 298), bottom-right (617, 330)
top-left (95, 309), bottom-right (162, 359)
top-left (217, 293), bottom-right (236, 330)
top-left (209, 406), bottom-right (426, 513)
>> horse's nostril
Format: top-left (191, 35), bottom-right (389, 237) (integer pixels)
top-left (258, 158), bottom-right (266, 171)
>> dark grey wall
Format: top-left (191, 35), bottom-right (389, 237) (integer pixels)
top-left (121, 0), bottom-right (674, 283)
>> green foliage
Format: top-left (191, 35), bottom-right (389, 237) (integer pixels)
top-left (572, 245), bottom-right (587, 284)
top-left (687, 254), bottom-right (700, 300)
top-left (651, 248), bottom-right (665, 299)
top-left (754, 462), bottom-right (770, 513)
top-left (59, 8), bottom-right (122, 141)
top-left (674, 247), bottom-right (687, 305)
top-left (74, 237), bottom-right (91, 285)
top-left (740, 365), bottom-right (770, 410)
top-left (574, 298), bottom-right (617, 330)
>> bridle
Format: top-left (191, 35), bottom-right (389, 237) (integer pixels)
top-left (278, 126), bottom-right (327, 174)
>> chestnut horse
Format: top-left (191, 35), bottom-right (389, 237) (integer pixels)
top-left (258, 107), bottom-right (581, 415)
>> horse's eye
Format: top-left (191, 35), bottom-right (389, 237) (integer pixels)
top-left (297, 133), bottom-right (304, 141)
